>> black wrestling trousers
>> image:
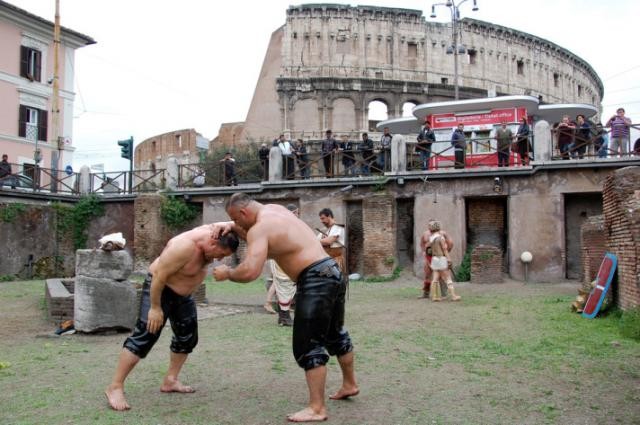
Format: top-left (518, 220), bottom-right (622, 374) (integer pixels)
top-left (293, 258), bottom-right (353, 370)
top-left (123, 274), bottom-right (198, 358)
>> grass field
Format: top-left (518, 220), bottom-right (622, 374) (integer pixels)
top-left (0, 277), bottom-right (638, 424)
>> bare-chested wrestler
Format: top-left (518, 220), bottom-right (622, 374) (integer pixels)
top-left (419, 220), bottom-right (454, 299)
top-left (105, 225), bottom-right (239, 411)
top-left (212, 193), bottom-right (358, 423)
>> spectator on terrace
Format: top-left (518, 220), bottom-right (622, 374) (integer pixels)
top-left (321, 130), bottom-right (339, 178)
top-left (556, 115), bottom-right (575, 160)
top-left (294, 139), bottom-right (310, 179)
top-left (339, 135), bottom-right (357, 176)
top-left (220, 152), bottom-right (237, 186)
top-left (606, 107), bottom-right (632, 157)
top-left (258, 143), bottom-right (270, 180)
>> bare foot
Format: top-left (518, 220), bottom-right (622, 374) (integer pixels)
top-left (287, 407), bottom-right (327, 422)
top-left (329, 386), bottom-right (360, 400)
top-left (264, 302), bottom-right (277, 314)
top-left (160, 379), bottom-right (195, 393)
top-left (105, 385), bottom-right (130, 411)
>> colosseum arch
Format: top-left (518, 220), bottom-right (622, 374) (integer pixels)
top-left (331, 97), bottom-right (357, 134)
top-left (402, 101), bottom-right (419, 117)
top-left (292, 98), bottom-right (319, 136)
top-left (367, 99), bottom-right (389, 132)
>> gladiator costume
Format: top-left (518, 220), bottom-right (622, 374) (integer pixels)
top-left (269, 260), bottom-right (297, 311)
top-left (293, 257), bottom-right (353, 370)
top-left (429, 233), bottom-right (460, 301)
top-left (123, 273), bottom-right (198, 358)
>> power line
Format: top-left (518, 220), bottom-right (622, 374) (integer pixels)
top-left (603, 64), bottom-right (640, 81)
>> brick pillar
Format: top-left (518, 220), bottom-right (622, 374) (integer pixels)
top-left (603, 166), bottom-right (640, 310)
top-left (133, 194), bottom-right (171, 272)
top-left (471, 245), bottom-right (503, 284)
top-left (362, 194), bottom-right (396, 277)
top-left (580, 215), bottom-right (607, 291)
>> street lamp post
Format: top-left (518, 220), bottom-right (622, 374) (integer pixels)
top-left (430, 0), bottom-right (479, 100)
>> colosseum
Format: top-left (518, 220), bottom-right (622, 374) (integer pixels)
top-left (235, 3), bottom-right (603, 144)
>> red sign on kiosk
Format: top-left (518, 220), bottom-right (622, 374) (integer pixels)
top-left (428, 107), bottom-right (527, 129)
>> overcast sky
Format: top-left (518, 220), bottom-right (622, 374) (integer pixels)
top-left (10, 0), bottom-right (640, 171)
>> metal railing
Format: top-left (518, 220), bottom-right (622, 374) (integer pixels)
top-left (178, 159), bottom-right (263, 188)
top-left (405, 134), bottom-right (534, 171)
top-left (0, 163), bottom-right (79, 194)
top-left (550, 123), bottom-right (640, 160)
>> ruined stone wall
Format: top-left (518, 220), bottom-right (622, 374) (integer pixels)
top-left (580, 215), bottom-right (607, 291)
top-left (133, 195), bottom-right (171, 272)
top-left (602, 167), bottom-right (640, 310)
top-left (134, 128), bottom-right (201, 171)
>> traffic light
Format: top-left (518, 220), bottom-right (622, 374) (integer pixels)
top-left (118, 137), bottom-right (133, 160)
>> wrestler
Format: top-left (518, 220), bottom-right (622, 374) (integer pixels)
top-left (105, 225), bottom-right (239, 411)
top-left (212, 193), bottom-right (358, 423)
top-left (419, 220), bottom-right (454, 299)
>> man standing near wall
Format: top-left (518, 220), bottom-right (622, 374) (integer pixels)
top-left (317, 208), bottom-right (346, 274)
top-left (278, 134), bottom-right (296, 180)
top-left (416, 121), bottom-right (435, 170)
top-left (212, 194), bottom-right (358, 423)
top-left (496, 122), bottom-right (513, 167)
top-left (379, 126), bottom-right (393, 172)
top-left (451, 123), bottom-right (466, 169)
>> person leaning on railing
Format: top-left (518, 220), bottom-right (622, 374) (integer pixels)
top-left (574, 115), bottom-right (594, 159)
top-left (321, 130), bottom-right (339, 178)
top-left (339, 135), bottom-right (357, 176)
top-left (294, 139), bottom-right (310, 179)
top-left (556, 115), bottom-right (575, 160)
top-left (593, 123), bottom-right (609, 158)
top-left (258, 143), bottom-right (270, 180)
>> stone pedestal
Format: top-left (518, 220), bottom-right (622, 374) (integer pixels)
top-left (74, 249), bottom-right (137, 332)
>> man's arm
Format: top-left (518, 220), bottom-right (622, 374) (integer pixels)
top-left (147, 239), bottom-right (194, 334)
top-left (210, 221), bottom-right (247, 241)
top-left (419, 231), bottom-right (428, 252)
top-left (443, 231), bottom-right (454, 253)
top-left (213, 226), bottom-right (268, 283)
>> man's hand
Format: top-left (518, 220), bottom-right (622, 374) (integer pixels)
top-left (213, 264), bottom-right (231, 281)
top-left (209, 222), bottom-right (233, 240)
top-left (147, 306), bottom-right (164, 334)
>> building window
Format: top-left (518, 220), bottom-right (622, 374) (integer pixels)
top-left (375, 71), bottom-right (383, 79)
top-left (407, 42), bottom-right (417, 58)
top-left (20, 46), bottom-right (42, 82)
top-left (176, 134), bottom-right (182, 148)
top-left (578, 84), bottom-right (582, 97)
top-left (441, 77), bottom-right (449, 85)
top-left (517, 60), bottom-right (524, 75)
top-left (18, 105), bottom-right (47, 141)
top-left (553, 73), bottom-right (559, 87)
top-left (468, 49), bottom-right (477, 65)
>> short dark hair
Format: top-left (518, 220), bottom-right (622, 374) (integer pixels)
top-left (225, 192), bottom-right (252, 210)
top-left (319, 208), bottom-right (333, 218)
top-left (217, 231), bottom-right (239, 252)
top-left (362, 132), bottom-right (368, 137)
top-left (286, 204), bottom-right (298, 212)
top-left (326, 129), bottom-right (332, 134)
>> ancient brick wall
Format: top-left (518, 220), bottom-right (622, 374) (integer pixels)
top-left (467, 198), bottom-right (506, 272)
top-left (580, 215), bottom-right (607, 291)
top-left (133, 195), bottom-right (172, 272)
top-left (602, 167), bottom-right (640, 310)
top-left (363, 194), bottom-right (396, 276)
top-left (471, 245), bottom-right (503, 284)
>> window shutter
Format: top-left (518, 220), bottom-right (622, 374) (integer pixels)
top-left (18, 105), bottom-right (27, 138)
top-left (20, 46), bottom-right (29, 78)
top-left (38, 108), bottom-right (48, 141)
top-left (34, 50), bottom-right (42, 82)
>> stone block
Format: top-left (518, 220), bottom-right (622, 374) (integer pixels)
top-left (74, 276), bottom-right (137, 332)
top-left (75, 249), bottom-right (133, 280)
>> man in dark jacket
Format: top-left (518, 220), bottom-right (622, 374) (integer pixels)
top-left (416, 122), bottom-right (435, 170)
top-left (258, 144), bottom-right (270, 180)
top-left (321, 130), bottom-right (339, 177)
top-left (0, 154), bottom-right (15, 189)
top-left (451, 123), bottom-right (466, 169)
top-left (359, 133), bottom-right (375, 175)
